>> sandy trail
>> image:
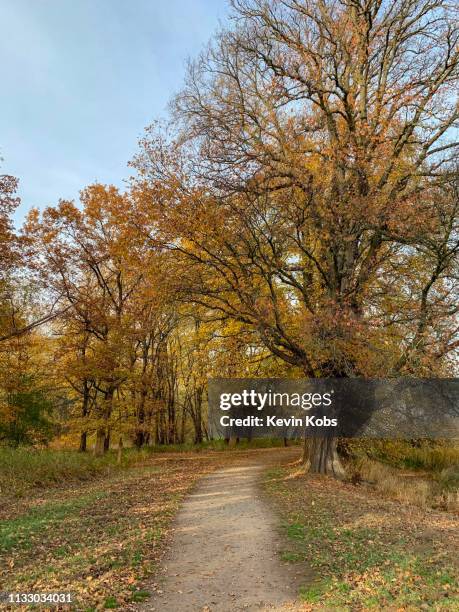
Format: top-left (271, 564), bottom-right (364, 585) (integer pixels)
top-left (142, 449), bottom-right (306, 611)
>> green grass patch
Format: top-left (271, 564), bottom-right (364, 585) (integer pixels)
top-left (130, 588), bottom-right (150, 603)
top-left (264, 466), bottom-right (459, 609)
top-left (299, 581), bottom-right (330, 603)
top-left (0, 491), bottom-right (105, 552)
top-left (103, 596), bottom-right (119, 608)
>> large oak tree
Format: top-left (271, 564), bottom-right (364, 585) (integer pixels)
top-left (133, 0), bottom-right (459, 475)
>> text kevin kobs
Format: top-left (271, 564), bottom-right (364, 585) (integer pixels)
top-left (218, 389), bottom-right (338, 428)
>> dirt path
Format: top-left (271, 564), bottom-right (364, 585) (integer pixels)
top-left (142, 449), bottom-right (306, 611)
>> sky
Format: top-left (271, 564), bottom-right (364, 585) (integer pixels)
top-left (0, 0), bottom-right (230, 225)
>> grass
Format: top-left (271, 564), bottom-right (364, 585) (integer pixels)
top-left (0, 445), bottom-right (288, 610)
top-left (346, 439), bottom-right (459, 473)
top-left (138, 437), bottom-right (298, 453)
top-left (0, 453), bottom-right (228, 610)
top-left (345, 440), bottom-right (459, 512)
top-left (264, 465), bottom-right (459, 610)
top-left (2, 439), bottom-right (456, 609)
top-left (0, 491), bottom-right (106, 553)
top-left (359, 457), bottom-right (459, 512)
top-left (0, 438), bottom-right (298, 497)
top-left (0, 446), bottom-right (157, 497)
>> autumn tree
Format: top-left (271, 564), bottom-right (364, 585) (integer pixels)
top-left (129, 298), bottom-right (179, 448)
top-left (0, 174), bottom-right (20, 273)
top-left (0, 329), bottom-right (56, 446)
top-left (0, 174), bottom-right (22, 341)
top-left (28, 184), bottom-right (187, 453)
top-left (0, 174), bottom-right (69, 343)
top-left (29, 186), bottom-right (145, 453)
top-left (0, 174), bottom-right (59, 445)
top-left (133, 0), bottom-right (459, 475)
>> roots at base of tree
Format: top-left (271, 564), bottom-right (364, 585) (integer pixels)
top-left (302, 436), bottom-right (345, 479)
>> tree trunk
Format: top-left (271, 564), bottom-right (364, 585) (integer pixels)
top-left (168, 398), bottom-right (176, 444)
top-left (79, 431), bottom-right (87, 452)
top-left (134, 430), bottom-right (145, 448)
top-left (192, 387), bottom-right (203, 444)
top-left (179, 408), bottom-right (186, 444)
top-left (117, 436), bottom-right (123, 464)
top-left (303, 436), bottom-right (345, 479)
top-left (193, 414), bottom-right (203, 444)
top-left (94, 428), bottom-right (106, 456)
top-left (79, 379), bottom-right (90, 452)
top-left (94, 387), bottom-right (113, 455)
top-left (104, 429), bottom-right (110, 452)
top-left (228, 435), bottom-right (239, 447)
top-left (135, 384), bottom-right (147, 448)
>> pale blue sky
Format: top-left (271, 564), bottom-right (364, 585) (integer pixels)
top-left (0, 0), bottom-right (229, 224)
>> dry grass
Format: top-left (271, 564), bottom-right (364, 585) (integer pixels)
top-left (352, 456), bottom-right (459, 512)
top-left (346, 439), bottom-right (459, 472)
top-left (0, 446), bottom-right (155, 497)
top-left (354, 456), bottom-right (431, 506)
top-left (0, 439), bottom-right (300, 498)
top-left (342, 440), bottom-right (459, 512)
